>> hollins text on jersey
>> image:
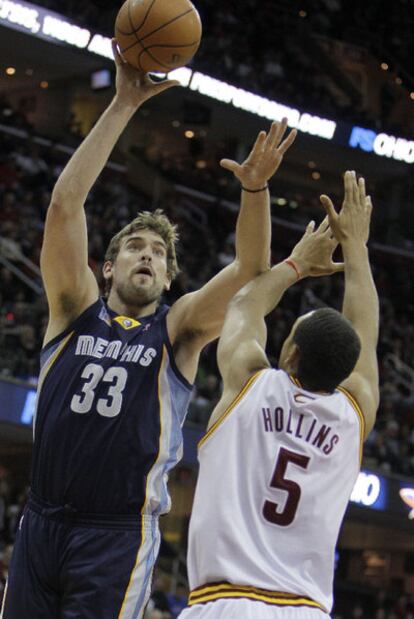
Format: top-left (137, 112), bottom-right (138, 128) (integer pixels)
top-left (31, 298), bottom-right (192, 515)
top-left (261, 405), bottom-right (339, 455)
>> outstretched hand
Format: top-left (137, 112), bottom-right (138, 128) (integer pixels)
top-left (320, 170), bottom-right (373, 246)
top-left (289, 218), bottom-right (344, 278)
top-left (112, 39), bottom-right (180, 109)
top-left (220, 118), bottom-right (297, 190)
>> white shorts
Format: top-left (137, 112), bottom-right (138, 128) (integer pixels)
top-left (178, 599), bottom-right (330, 619)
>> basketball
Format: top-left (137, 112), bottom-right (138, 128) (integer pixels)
top-left (115, 0), bottom-right (202, 73)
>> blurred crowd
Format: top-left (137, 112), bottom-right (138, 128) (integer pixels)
top-left (341, 596), bottom-right (414, 619)
top-left (1, 123), bottom-right (414, 477)
top-left (31, 0), bottom-right (414, 137)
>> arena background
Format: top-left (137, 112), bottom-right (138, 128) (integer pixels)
top-left (0, 0), bottom-right (413, 616)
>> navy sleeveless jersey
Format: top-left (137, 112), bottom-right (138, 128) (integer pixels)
top-left (31, 298), bottom-right (192, 515)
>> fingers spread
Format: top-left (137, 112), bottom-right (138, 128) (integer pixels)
top-left (305, 220), bottom-right (316, 235)
top-left (351, 171), bottom-right (360, 205)
top-left (316, 216), bottom-right (329, 234)
top-left (220, 159), bottom-right (239, 172)
top-left (273, 117), bottom-right (288, 148)
top-left (246, 131), bottom-right (266, 163)
top-left (320, 194), bottom-right (337, 219)
top-left (343, 170), bottom-right (354, 203)
top-left (358, 176), bottom-right (366, 207)
top-left (264, 121), bottom-right (281, 150)
top-left (278, 129), bottom-right (297, 155)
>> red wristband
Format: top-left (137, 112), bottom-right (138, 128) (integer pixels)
top-left (285, 259), bottom-right (301, 280)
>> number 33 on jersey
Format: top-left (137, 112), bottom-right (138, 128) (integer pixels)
top-left (30, 298), bottom-right (192, 516)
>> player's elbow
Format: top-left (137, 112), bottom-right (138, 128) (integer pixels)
top-left (230, 277), bottom-right (260, 308)
top-left (51, 179), bottom-right (86, 212)
top-left (233, 252), bottom-right (270, 278)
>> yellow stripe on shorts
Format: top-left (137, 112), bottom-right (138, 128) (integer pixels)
top-left (188, 582), bottom-right (327, 612)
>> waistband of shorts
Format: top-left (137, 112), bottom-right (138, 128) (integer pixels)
top-left (188, 582), bottom-right (328, 613)
top-left (27, 491), bottom-right (157, 530)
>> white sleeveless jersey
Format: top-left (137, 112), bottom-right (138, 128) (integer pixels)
top-left (186, 369), bottom-right (365, 613)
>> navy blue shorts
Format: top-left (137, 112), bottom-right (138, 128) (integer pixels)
top-left (1, 493), bottom-right (160, 619)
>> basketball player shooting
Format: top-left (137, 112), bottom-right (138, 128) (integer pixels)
top-left (179, 171), bottom-right (379, 618)
top-left (1, 40), bottom-right (297, 619)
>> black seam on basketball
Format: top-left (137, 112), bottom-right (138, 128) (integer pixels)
top-left (144, 41), bottom-right (200, 50)
top-left (138, 46), bottom-right (171, 71)
top-left (134, 0), bottom-right (158, 36)
top-left (120, 38), bottom-right (143, 55)
top-left (116, 0), bottom-right (158, 35)
top-left (137, 40), bottom-right (199, 71)
top-left (139, 8), bottom-right (194, 43)
top-left (138, 39), bottom-right (200, 71)
top-left (128, 0), bottom-right (145, 70)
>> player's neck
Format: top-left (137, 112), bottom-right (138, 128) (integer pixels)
top-left (294, 375), bottom-right (332, 396)
top-left (106, 295), bottom-right (159, 320)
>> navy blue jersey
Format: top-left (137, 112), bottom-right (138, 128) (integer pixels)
top-left (31, 298), bottom-right (192, 515)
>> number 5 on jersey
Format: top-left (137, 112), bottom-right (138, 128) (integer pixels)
top-left (70, 363), bottom-right (128, 418)
top-left (263, 447), bottom-right (310, 527)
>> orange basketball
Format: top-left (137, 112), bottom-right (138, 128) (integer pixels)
top-left (115, 0), bottom-right (202, 73)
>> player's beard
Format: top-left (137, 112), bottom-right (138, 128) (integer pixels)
top-left (114, 277), bottom-right (163, 309)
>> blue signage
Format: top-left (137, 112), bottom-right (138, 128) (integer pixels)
top-left (0, 378), bottom-right (36, 425)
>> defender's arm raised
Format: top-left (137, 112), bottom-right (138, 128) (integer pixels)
top-left (168, 120), bottom-right (296, 373)
top-left (321, 171), bottom-right (379, 436)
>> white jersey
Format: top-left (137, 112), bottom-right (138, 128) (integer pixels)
top-left (186, 369), bottom-right (365, 614)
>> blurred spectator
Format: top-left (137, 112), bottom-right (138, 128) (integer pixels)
top-left (166, 584), bottom-right (188, 618)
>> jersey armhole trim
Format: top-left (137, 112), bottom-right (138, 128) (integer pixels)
top-left (38, 331), bottom-right (75, 392)
top-left (337, 386), bottom-right (365, 462)
top-left (41, 297), bottom-right (102, 354)
top-left (160, 310), bottom-right (193, 391)
top-left (198, 369), bottom-right (266, 450)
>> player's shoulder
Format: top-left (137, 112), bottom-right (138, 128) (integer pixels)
top-left (338, 373), bottom-right (378, 439)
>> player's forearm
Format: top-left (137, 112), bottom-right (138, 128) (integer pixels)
top-left (52, 97), bottom-right (138, 209)
top-left (234, 188), bottom-right (271, 274)
top-left (230, 261), bottom-right (298, 318)
top-left (342, 242), bottom-right (379, 343)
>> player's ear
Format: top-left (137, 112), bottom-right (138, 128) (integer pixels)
top-left (102, 260), bottom-right (113, 282)
top-left (285, 343), bottom-right (300, 373)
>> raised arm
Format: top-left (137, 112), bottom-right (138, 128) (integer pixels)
top-left (320, 171), bottom-right (379, 436)
top-left (209, 219), bottom-right (343, 426)
top-left (168, 119), bottom-right (297, 366)
top-left (41, 41), bottom-right (178, 345)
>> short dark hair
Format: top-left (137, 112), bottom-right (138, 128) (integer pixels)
top-left (293, 308), bottom-right (361, 393)
top-left (104, 209), bottom-right (179, 279)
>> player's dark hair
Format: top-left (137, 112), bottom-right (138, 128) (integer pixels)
top-left (293, 308), bottom-right (361, 393)
top-left (104, 209), bottom-right (179, 294)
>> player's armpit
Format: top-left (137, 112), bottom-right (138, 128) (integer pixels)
top-left (339, 372), bottom-right (379, 439)
top-left (221, 339), bottom-right (270, 394)
top-left (216, 294), bottom-right (269, 387)
top-left (167, 261), bottom-right (249, 347)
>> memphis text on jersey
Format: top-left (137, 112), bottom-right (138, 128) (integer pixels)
top-left (75, 335), bottom-right (157, 366)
